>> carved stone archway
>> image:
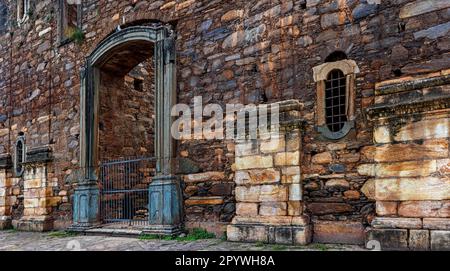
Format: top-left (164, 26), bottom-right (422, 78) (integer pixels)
top-left (71, 25), bottom-right (181, 234)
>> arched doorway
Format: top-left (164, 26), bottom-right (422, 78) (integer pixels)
top-left (71, 24), bottom-right (182, 234)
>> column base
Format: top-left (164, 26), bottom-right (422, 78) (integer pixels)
top-left (13, 216), bottom-right (53, 232)
top-left (227, 216), bottom-right (312, 245)
top-left (0, 216), bottom-right (12, 230)
top-left (147, 175), bottom-right (183, 235)
top-left (142, 225), bottom-right (184, 236)
top-left (71, 181), bottom-right (100, 231)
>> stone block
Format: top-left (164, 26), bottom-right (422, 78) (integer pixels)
top-left (274, 151), bottom-right (299, 166)
top-left (398, 201), bottom-right (450, 218)
top-left (325, 179), bottom-right (350, 190)
top-left (400, 0), bottom-right (450, 19)
top-left (235, 169), bottom-right (280, 185)
top-left (293, 225), bottom-right (312, 245)
top-left (372, 139), bottom-right (448, 162)
top-left (287, 201), bottom-right (302, 216)
top-left (361, 179), bottom-right (376, 200)
top-left (289, 183), bottom-right (302, 201)
top-left (185, 196), bottom-right (224, 206)
top-left (235, 140), bottom-right (259, 156)
top-left (376, 201), bottom-right (398, 216)
top-left (375, 177), bottom-right (450, 201)
top-left (374, 126), bottom-right (391, 144)
top-left (313, 221), bottom-right (365, 245)
top-left (227, 224), bottom-right (268, 243)
top-left (307, 202), bottom-right (353, 215)
top-left (372, 217), bottom-right (422, 229)
top-left (236, 203), bottom-right (258, 216)
top-left (375, 160), bottom-right (437, 178)
top-left (423, 218), bottom-right (450, 230)
top-left (259, 185), bottom-right (288, 202)
top-left (235, 155), bottom-right (273, 170)
top-left (260, 137), bottom-right (285, 153)
top-left (430, 231), bottom-right (450, 251)
top-left (311, 152), bottom-right (332, 164)
top-left (393, 118), bottom-right (449, 142)
top-left (259, 202), bottom-right (287, 216)
top-left (183, 171), bottom-right (225, 183)
top-left (409, 230), bottom-right (430, 251)
top-left (366, 228), bottom-right (408, 250)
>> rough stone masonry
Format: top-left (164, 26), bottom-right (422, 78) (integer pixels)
top-left (0, 0), bottom-right (449, 250)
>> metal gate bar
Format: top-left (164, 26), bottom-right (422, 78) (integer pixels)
top-left (100, 156), bottom-right (156, 226)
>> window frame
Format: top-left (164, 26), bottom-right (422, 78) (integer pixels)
top-left (16, 0), bottom-right (30, 26)
top-left (14, 136), bottom-right (26, 177)
top-left (58, 0), bottom-right (82, 45)
top-left (313, 59), bottom-right (359, 140)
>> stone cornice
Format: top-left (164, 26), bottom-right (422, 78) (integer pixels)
top-left (0, 154), bottom-right (12, 169)
top-left (366, 95), bottom-right (450, 120)
top-left (375, 70), bottom-right (450, 96)
top-left (23, 146), bottom-right (53, 165)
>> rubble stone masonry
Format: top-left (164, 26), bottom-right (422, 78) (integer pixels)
top-left (0, 0), bottom-right (449, 250)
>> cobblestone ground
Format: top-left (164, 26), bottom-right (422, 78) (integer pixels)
top-left (0, 230), bottom-right (367, 251)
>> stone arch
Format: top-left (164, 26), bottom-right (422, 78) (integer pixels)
top-left (73, 24), bottom-right (181, 232)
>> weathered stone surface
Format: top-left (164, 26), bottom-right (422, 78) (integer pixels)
top-left (372, 217), bottom-right (422, 229)
top-left (235, 185), bottom-right (288, 202)
top-left (366, 228), bottom-right (408, 250)
top-left (361, 179), bottom-right (376, 200)
top-left (325, 179), bottom-right (350, 190)
top-left (398, 201), bottom-right (450, 218)
top-left (184, 171), bottom-right (225, 183)
top-left (260, 137), bottom-right (285, 153)
top-left (185, 196), bottom-right (224, 206)
top-left (399, 0), bottom-right (450, 19)
top-left (311, 152), bottom-right (332, 164)
top-left (370, 139), bottom-right (449, 162)
top-left (313, 221), bottom-right (365, 245)
top-left (423, 218), bottom-right (450, 230)
top-left (307, 203), bottom-right (353, 215)
top-left (235, 169), bottom-right (280, 185)
top-left (414, 22), bottom-right (450, 40)
top-left (376, 201), bottom-right (398, 216)
top-left (236, 203), bottom-right (258, 216)
top-left (375, 160), bottom-right (437, 178)
top-left (375, 177), bottom-right (450, 201)
top-left (227, 224), bottom-right (268, 243)
top-left (274, 151), bottom-right (300, 166)
top-left (409, 230), bottom-right (430, 251)
top-left (259, 202), bottom-right (287, 216)
top-left (235, 155), bottom-right (273, 170)
top-left (430, 231), bottom-right (450, 251)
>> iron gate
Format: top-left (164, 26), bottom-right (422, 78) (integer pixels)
top-left (99, 157), bottom-right (156, 226)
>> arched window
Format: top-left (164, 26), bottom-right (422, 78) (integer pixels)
top-left (325, 69), bottom-right (348, 133)
top-left (15, 135), bottom-right (25, 177)
top-left (313, 54), bottom-right (359, 140)
top-left (17, 0), bottom-right (29, 25)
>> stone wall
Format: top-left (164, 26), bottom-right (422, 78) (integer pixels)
top-left (0, 0), bottom-right (448, 249)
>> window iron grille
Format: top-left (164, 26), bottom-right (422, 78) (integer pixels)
top-left (325, 69), bottom-right (348, 133)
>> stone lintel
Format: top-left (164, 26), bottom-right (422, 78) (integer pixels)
top-left (375, 71), bottom-right (450, 96)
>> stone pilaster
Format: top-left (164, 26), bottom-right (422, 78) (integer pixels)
top-left (0, 154), bottom-right (12, 229)
top-left (227, 100), bottom-right (312, 245)
top-left (364, 70), bottom-right (450, 251)
top-left (14, 147), bottom-right (56, 232)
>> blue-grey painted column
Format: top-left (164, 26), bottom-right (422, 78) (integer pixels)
top-left (146, 27), bottom-right (183, 235)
